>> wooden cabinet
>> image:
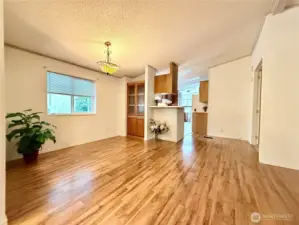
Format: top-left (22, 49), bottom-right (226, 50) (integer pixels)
top-left (169, 62), bottom-right (178, 94)
top-left (154, 62), bottom-right (178, 94)
top-left (192, 112), bottom-right (208, 135)
top-left (199, 81), bottom-right (209, 103)
top-left (154, 74), bottom-right (168, 93)
top-left (127, 117), bottom-right (136, 136)
top-left (136, 118), bottom-right (144, 137)
top-left (127, 82), bottom-right (144, 137)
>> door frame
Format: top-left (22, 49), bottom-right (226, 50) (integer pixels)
top-left (251, 60), bottom-right (263, 148)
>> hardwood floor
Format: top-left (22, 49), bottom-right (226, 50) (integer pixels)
top-left (6, 135), bottom-right (299, 225)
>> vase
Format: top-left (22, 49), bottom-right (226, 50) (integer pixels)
top-left (23, 151), bottom-right (39, 164)
top-left (154, 133), bottom-right (159, 140)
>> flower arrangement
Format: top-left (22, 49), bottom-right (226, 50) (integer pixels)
top-left (203, 104), bottom-right (208, 112)
top-left (149, 119), bottom-right (169, 139)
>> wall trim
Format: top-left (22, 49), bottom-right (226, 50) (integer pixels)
top-left (271, 0), bottom-right (286, 15)
top-left (251, 19), bottom-right (266, 54)
top-left (260, 160), bottom-right (299, 171)
top-left (208, 54), bottom-right (251, 69)
top-left (122, 75), bottom-right (135, 79)
top-left (6, 135), bottom-right (120, 163)
top-left (206, 135), bottom-right (249, 142)
top-left (4, 43), bottom-right (123, 79)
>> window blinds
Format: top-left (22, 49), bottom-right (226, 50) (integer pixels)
top-left (47, 72), bottom-right (95, 97)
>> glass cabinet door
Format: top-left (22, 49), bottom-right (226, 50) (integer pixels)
top-left (137, 84), bottom-right (145, 116)
top-left (128, 85), bottom-right (136, 116)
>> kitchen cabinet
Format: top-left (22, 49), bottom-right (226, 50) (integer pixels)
top-left (199, 81), bottom-right (209, 103)
top-left (192, 112), bottom-right (208, 135)
top-left (154, 62), bottom-right (178, 94)
top-left (127, 82), bottom-right (144, 137)
top-left (154, 74), bottom-right (168, 94)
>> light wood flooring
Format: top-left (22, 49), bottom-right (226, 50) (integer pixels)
top-left (6, 135), bottom-right (299, 225)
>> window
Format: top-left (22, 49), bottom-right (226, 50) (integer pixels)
top-left (47, 71), bottom-right (96, 115)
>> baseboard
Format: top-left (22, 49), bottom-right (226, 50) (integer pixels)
top-left (6, 135), bottom-right (121, 163)
top-left (207, 134), bottom-right (248, 142)
top-left (259, 159), bottom-right (299, 171)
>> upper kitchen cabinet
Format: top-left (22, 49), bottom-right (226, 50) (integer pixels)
top-left (169, 62), bottom-right (178, 93)
top-left (154, 74), bottom-right (168, 93)
top-left (154, 62), bottom-right (178, 94)
top-left (199, 81), bottom-right (209, 103)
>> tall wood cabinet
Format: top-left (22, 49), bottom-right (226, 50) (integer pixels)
top-left (127, 82), bottom-right (145, 137)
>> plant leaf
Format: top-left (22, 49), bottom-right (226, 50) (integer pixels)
top-left (8, 119), bottom-right (25, 129)
top-left (6, 110), bottom-right (56, 150)
top-left (28, 114), bottom-right (41, 121)
top-left (29, 112), bottom-right (43, 115)
top-left (49, 136), bottom-right (56, 143)
top-left (19, 136), bottom-right (31, 151)
top-left (6, 112), bottom-right (26, 119)
top-left (6, 128), bottom-right (26, 142)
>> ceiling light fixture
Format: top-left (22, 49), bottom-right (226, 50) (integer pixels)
top-left (97, 41), bottom-right (119, 75)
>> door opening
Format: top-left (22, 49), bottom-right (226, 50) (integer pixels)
top-left (178, 85), bottom-right (199, 137)
top-left (252, 62), bottom-right (263, 149)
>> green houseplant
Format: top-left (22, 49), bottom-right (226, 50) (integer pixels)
top-left (6, 109), bottom-right (56, 164)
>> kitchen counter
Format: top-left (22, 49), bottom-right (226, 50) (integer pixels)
top-left (150, 106), bottom-right (184, 109)
top-left (151, 106), bottom-right (184, 142)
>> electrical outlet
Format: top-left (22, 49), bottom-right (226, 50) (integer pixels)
top-left (220, 128), bottom-right (224, 133)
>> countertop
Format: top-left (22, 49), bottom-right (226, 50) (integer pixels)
top-left (150, 106), bottom-right (184, 109)
top-left (193, 111), bottom-right (208, 113)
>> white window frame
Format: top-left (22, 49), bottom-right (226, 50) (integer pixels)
top-left (47, 71), bottom-right (96, 116)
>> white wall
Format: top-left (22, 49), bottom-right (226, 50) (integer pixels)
top-left (117, 76), bottom-right (132, 136)
top-left (208, 56), bottom-right (252, 141)
top-left (192, 94), bottom-right (206, 112)
top-left (0, 0), bottom-right (7, 224)
top-left (131, 74), bottom-right (145, 82)
top-left (252, 7), bottom-right (299, 170)
top-left (5, 46), bottom-right (121, 161)
top-left (144, 65), bottom-right (156, 140)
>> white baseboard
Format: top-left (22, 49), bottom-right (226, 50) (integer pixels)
top-left (259, 159), bottom-right (299, 171)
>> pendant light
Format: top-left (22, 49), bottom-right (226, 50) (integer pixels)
top-left (97, 41), bottom-right (119, 75)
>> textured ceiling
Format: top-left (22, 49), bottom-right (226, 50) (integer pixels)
top-left (5, 0), bottom-right (274, 84)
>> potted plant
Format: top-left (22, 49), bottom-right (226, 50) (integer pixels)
top-left (203, 104), bottom-right (208, 112)
top-left (149, 119), bottom-right (169, 140)
top-left (6, 109), bottom-right (56, 164)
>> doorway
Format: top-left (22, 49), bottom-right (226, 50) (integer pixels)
top-left (252, 61), bottom-right (263, 148)
top-left (178, 85), bottom-right (199, 136)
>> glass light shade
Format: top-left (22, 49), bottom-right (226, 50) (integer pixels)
top-left (97, 61), bottom-right (119, 74)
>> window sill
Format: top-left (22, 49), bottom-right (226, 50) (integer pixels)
top-left (47, 112), bottom-right (96, 116)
